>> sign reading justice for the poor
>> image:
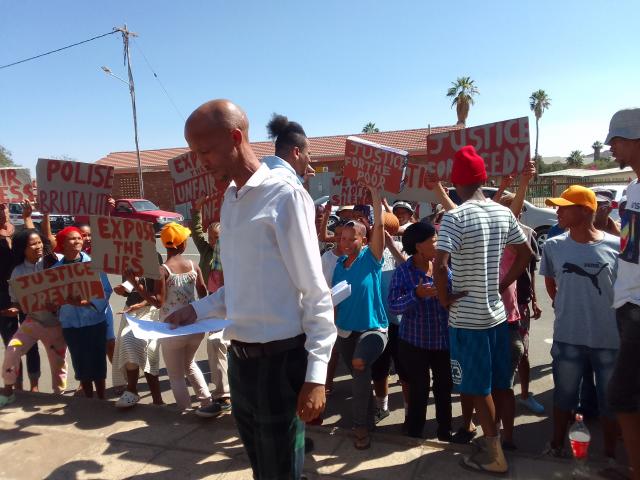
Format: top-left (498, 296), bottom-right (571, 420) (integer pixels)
top-left (168, 151), bottom-right (217, 205)
top-left (343, 137), bottom-right (408, 193)
top-left (0, 168), bottom-right (34, 203)
top-left (90, 216), bottom-right (160, 279)
top-left (425, 117), bottom-right (530, 181)
top-left (36, 159), bottom-right (114, 215)
top-left (9, 262), bottom-right (105, 313)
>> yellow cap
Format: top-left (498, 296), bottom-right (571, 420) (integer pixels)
top-left (545, 185), bottom-right (597, 212)
top-left (160, 222), bottom-right (191, 248)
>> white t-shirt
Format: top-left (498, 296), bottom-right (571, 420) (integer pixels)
top-left (437, 199), bottom-right (526, 329)
top-left (614, 179), bottom-right (640, 308)
top-left (321, 249), bottom-right (340, 287)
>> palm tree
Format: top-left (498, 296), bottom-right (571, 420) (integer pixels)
top-left (592, 140), bottom-right (603, 161)
top-left (566, 150), bottom-right (584, 168)
top-left (362, 122), bottom-right (380, 133)
top-left (529, 90), bottom-right (552, 164)
top-left (446, 76), bottom-right (479, 126)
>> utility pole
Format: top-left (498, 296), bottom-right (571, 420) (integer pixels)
top-left (114, 25), bottom-right (144, 198)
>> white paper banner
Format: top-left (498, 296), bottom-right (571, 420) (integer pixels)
top-left (125, 313), bottom-right (230, 340)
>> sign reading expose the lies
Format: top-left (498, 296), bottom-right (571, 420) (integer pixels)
top-left (90, 215), bottom-right (160, 279)
top-left (425, 117), bottom-right (530, 180)
top-left (168, 151), bottom-right (217, 205)
top-left (0, 168), bottom-right (34, 203)
top-left (36, 159), bottom-right (114, 215)
top-left (10, 262), bottom-right (104, 313)
top-left (343, 137), bottom-right (408, 193)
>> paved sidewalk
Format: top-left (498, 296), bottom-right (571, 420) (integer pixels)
top-left (0, 392), bottom-right (590, 480)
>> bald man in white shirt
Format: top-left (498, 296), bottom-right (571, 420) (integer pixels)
top-left (167, 99), bottom-right (336, 480)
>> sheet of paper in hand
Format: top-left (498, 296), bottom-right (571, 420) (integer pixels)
top-left (343, 137), bottom-right (408, 193)
top-left (10, 262), bottom-right (105, 313)
top-left (425, 117), bottom-right (530, 181)
top-left (36, 158), bottom-right (114, 215)
top-left (125, 313), bottom-right (231, 340)
top-left (0, 168), bottom-right (34, 203)
top-left (331, 280), bottom-right (351, 306)
top-left (90, 215), bottom-right (160, 279)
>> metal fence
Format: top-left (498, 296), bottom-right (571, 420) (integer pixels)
top-left (516, 179), bottom-right (632, 207)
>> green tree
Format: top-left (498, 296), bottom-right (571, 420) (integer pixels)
top-left (566, 150), bottom-right (584, 168)
top-left (362, 122), bottom-right (380, 133)
top-left (446, 76), bottom-right (479, 126)
top-left (0, 146), bottom-right (16, 167)
top-left (592, 140), bottom-right (603, 161)
top-left (529, 89), bottom-right (552, 163)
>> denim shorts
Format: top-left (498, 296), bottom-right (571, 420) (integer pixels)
top-left (609, 303), bottom-right (640, 413)
top-left (449, 322), bottom-right (511, 396)
top-left (551, 341), bottom-right (618, 418)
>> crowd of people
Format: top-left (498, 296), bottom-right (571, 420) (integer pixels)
top-left (0, 103), bottom-right (639, 480)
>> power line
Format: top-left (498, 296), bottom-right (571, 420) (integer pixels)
top-left (132, 39), bottom-right (185, 121)
top-left (0, 30), bottom-right (119, 70)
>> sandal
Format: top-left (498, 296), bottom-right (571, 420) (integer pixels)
top-left (353, 427), bottom-right (371, 450)
top-left (115, 390), bottom-right (140, 408)
top-left (459, 452), bottom-right (508, 477)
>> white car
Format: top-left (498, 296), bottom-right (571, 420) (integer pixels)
top-left (8, 203), bottom-right (74, 233)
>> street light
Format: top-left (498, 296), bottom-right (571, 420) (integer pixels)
top-left (100, 27), bottom-right (145, 198)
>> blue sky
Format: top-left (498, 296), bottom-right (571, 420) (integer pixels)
top-left (1, 0), bottom-right (638, 171)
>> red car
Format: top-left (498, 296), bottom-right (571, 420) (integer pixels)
top-left (76, 199), bottom-right (183, 232)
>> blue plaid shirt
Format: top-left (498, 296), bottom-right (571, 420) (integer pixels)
top-left (388, 257), bottom-right (450, 351)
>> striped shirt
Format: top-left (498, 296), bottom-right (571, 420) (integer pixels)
top-left (437, 200), bottom-right (526, 329)
top-left (388, 257), bottom-right (450, 350)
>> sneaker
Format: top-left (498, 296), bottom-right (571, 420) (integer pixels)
top-left (374, 407), bottom-right (390, 424)
top-left (451, 427), bottom-right (477, 444)
top-left (541, 441), bottom-right (568, 458)
top-left (115, 390), bottom-right (140, 409)
top-left (0, 394), bottom-right (16, 408)
top-left (195, 399), bottom-right (230, 418)
top-left (518, 395), bottom-right (545, 414)
top-left (437, 430), bottom-right (454, 442)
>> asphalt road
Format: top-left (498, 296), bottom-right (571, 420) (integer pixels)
top-left (3, 238), bottom-right (622, 459)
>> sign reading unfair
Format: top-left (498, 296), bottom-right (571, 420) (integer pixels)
top-left (10, 262), bottom-right (104, 313)
top-left (90, 216), bottom-right (160, 279)
top-left (168, 151), bottom-right (217, 205)
top-left (200, 184), bottom-right (228, 230)
top-left (0, 168), bottom-right (34, 203)
top-left (343, 137), bottom-right (408, 193)
top-left (36, 159), bottom-right (114, 215)
top-left (426, 117), bottom-right (530, 180)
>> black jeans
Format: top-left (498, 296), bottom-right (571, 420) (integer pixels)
top-left (609, 303), bottom-right (640, 413)
top-left (398, 339), bottom-right (452, 438)
top-left (0, 314), bottom-right (41, 384)
top-left (228, 345), bottom-right (307, 480)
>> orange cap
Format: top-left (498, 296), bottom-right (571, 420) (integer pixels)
top-left (160, 222), bottom-right (191, 248)
top-left (545, 185), bottom-right (597, 212)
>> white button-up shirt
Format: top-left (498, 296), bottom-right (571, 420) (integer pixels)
top-left (191, 160), bottom-right (336, 384)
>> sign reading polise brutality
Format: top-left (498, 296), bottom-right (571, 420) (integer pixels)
top-left (426, 117), bottom-right (530, 180)
top-left (343, 137), bottom-right (408, 193)
top-left (36, 159), bottom-right (114, 215)
top-left (0, 168), bottom-right (34, 203)
top-left (90, 216), bottom-right (160, 279)
top-left (9, 262), bottom-right (104, 313)
top-left (168, 151), bottom-right (217, 205)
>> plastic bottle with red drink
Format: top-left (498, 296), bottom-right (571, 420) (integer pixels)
top-left (569, 413), bottom-right (591, 478)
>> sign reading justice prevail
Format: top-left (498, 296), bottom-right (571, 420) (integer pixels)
top-left (90, 216), bottom-right (160, 279)
top-left (343, 137), bottom-right (408, 193)
top-left (425, 117), bottom-right (530, 181)
top-left (168, 151), bottom-right (217, 205)
top-left (36, 159), bottom-right (114, 215)
top-left (9, 262), bottom-right (104, 313)
top-left (0, 168), bottom-right (34, 203)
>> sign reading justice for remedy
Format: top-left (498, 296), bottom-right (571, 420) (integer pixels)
top-left (9, 262), bottom-right (105, 313)
top-left (343, 137), bottom-right (408, 193)
top-left (90, 216), bottom-right (160, 279)
top-left (168, 151), bottom-right (217, 205)
top-left (0, 168), bottom-right (34, 203)
top-left (36, 159), bottom-right (114, 215)
top-left (425, 117), bottom-right (530, 180)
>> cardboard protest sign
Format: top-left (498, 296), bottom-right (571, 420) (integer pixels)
top-left (327, 173), bottom-right (370, 205)
top-left (343, 137), bottom-right (408, 193)
top-left (9, 262), bottom-right (104, 313)
top-left (0, 168), bottom-right (34, 203)
top-left (168, 151), bottom-right (217, 205)
top-left (425, 117), bottom-right (530, 180)
top-left (90, 215), bottom-right (160, 279)
top-left (200, 183), bottom-right (228, 230)
top-left (389, 162), bottom-right (440, 202)
top-left (36, 159), bottom-right (114, 215)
